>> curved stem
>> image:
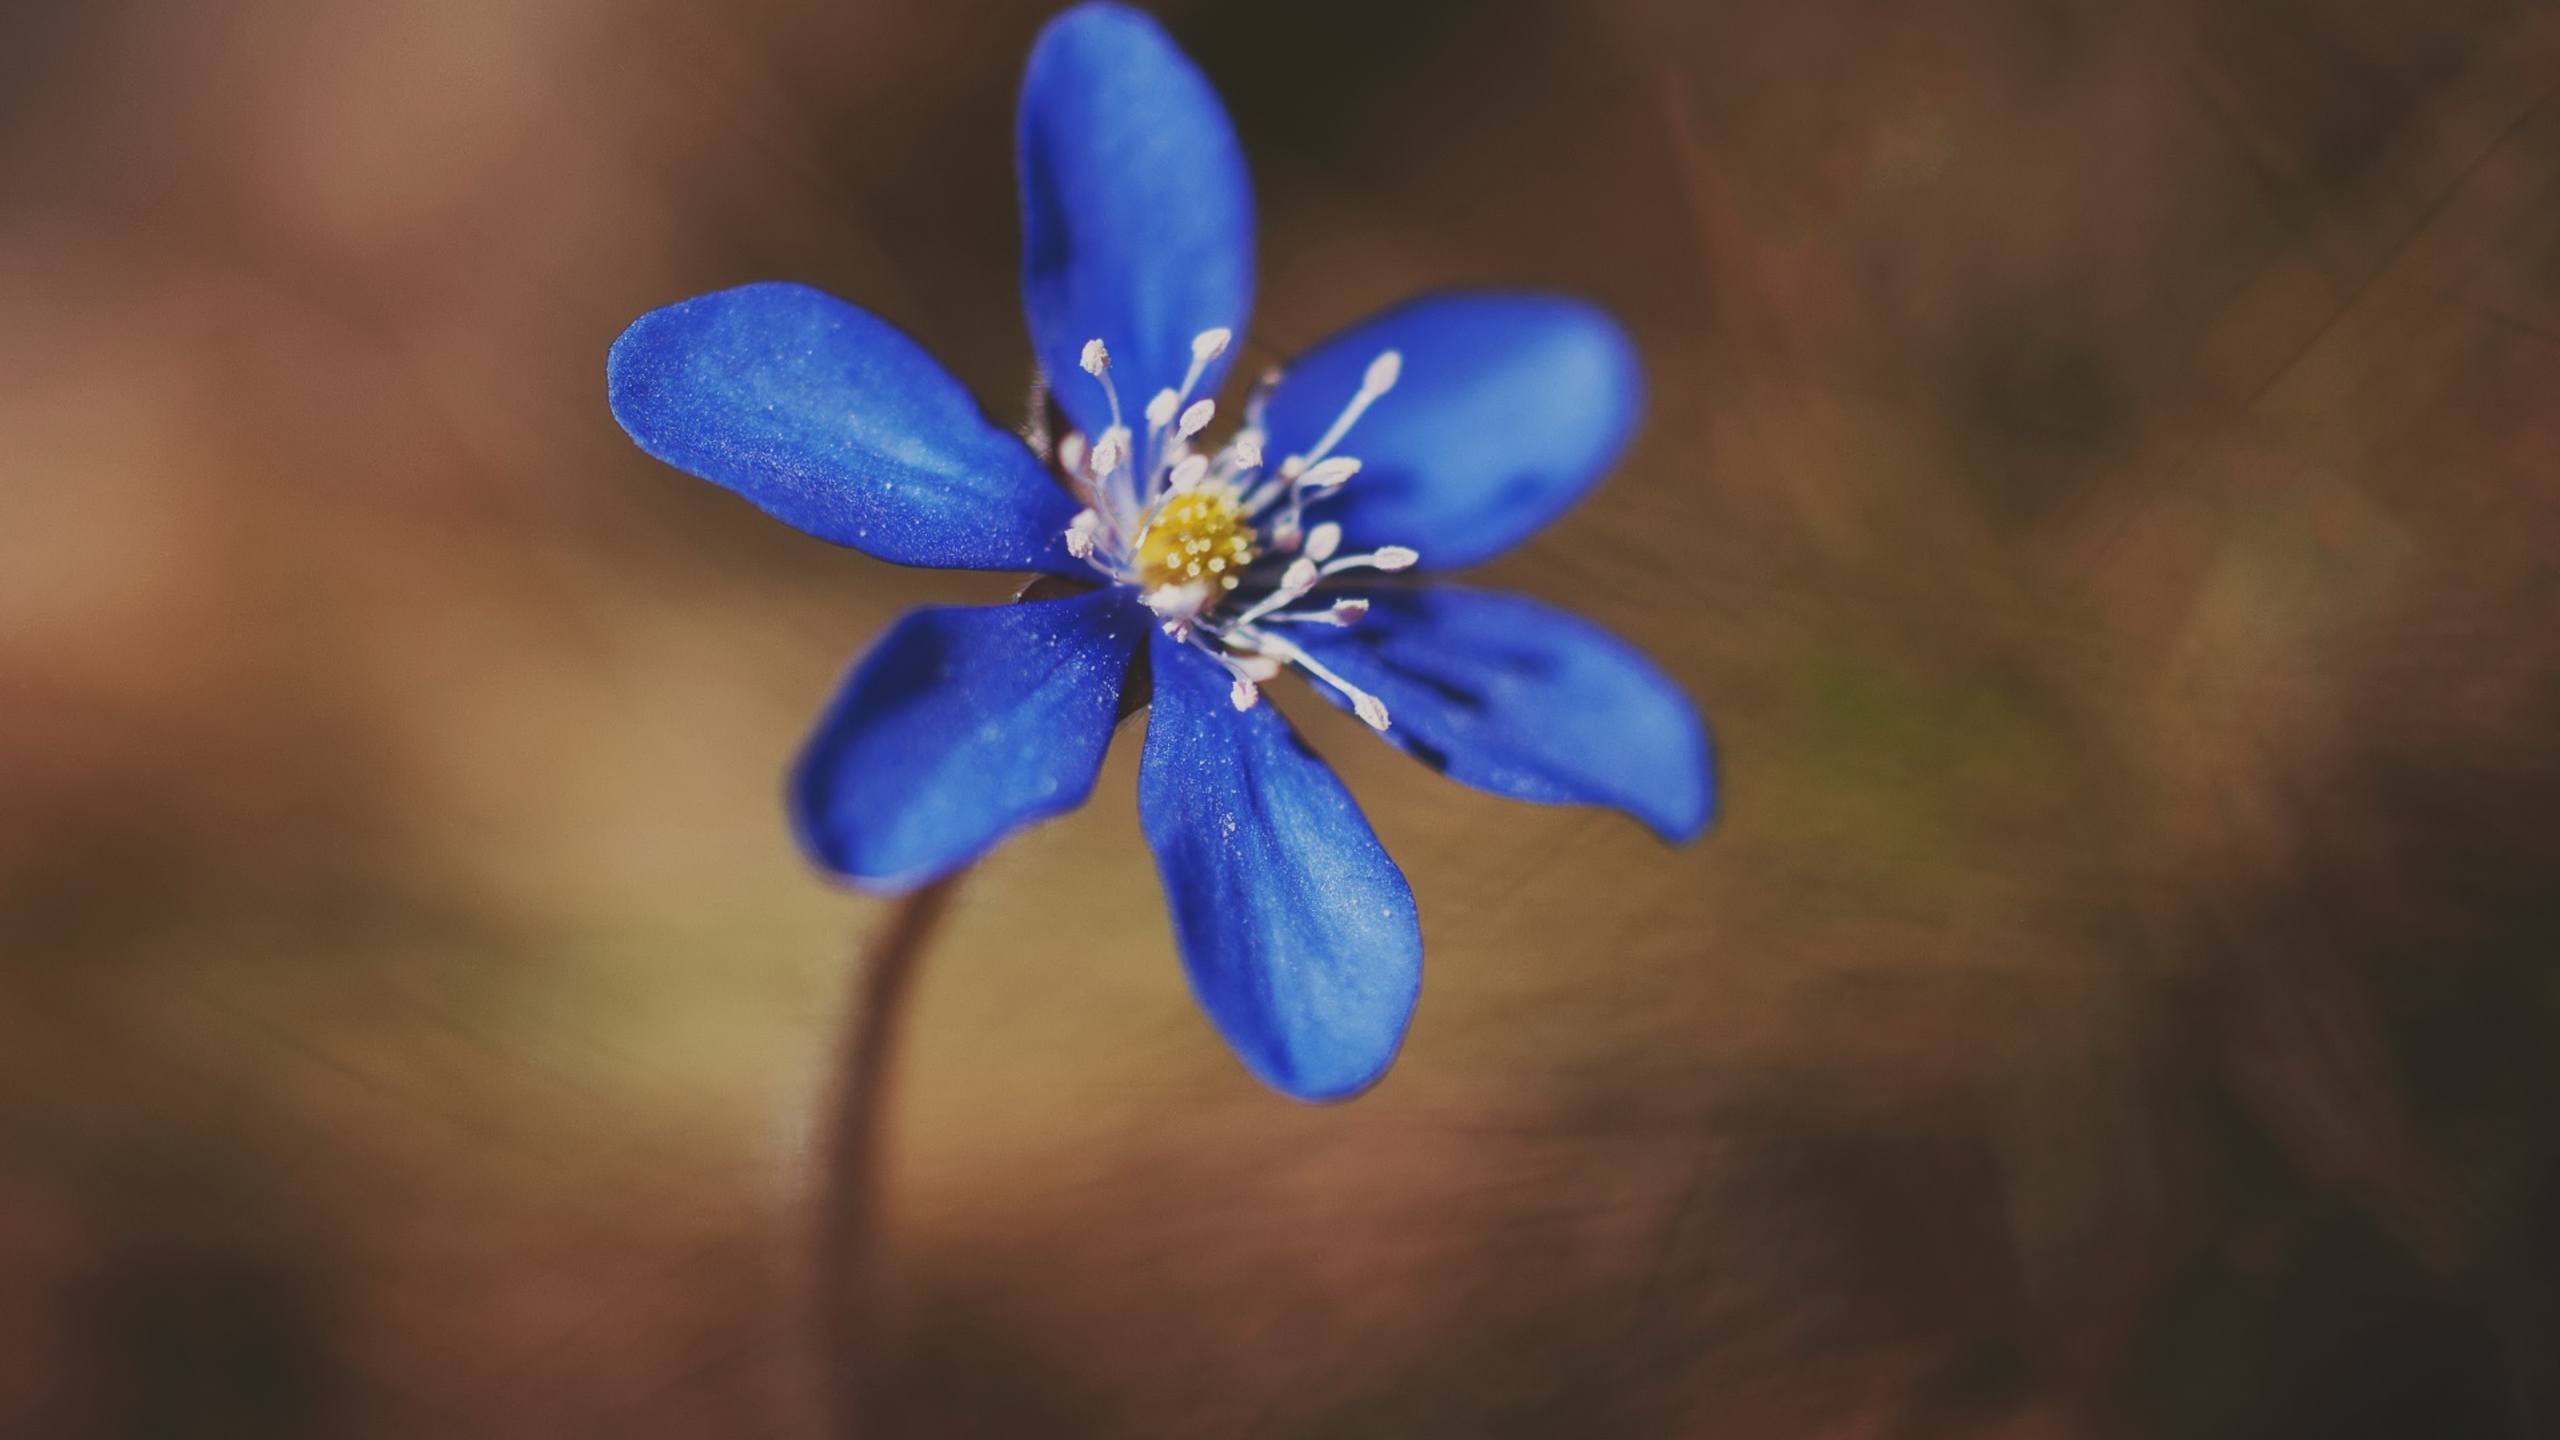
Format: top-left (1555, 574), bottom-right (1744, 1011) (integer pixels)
top-left (814, 871), bottom-right (962, 1438)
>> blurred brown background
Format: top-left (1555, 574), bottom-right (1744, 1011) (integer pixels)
top-left (6, 0), bottom-right (2560, 1434)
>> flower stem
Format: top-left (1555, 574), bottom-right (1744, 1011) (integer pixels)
top-left (814, 871), bottom-right (961, 1438)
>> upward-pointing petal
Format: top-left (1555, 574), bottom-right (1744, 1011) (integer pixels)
top-left (1019, 3), bottom-right (1254, 440)
top-left (609, 282), bottom-right (1080, 572)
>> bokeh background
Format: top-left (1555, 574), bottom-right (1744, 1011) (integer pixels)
top-left (7, 0), bottom-right (2560, 1434)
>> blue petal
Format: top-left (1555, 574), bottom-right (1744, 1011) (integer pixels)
top-left (609, 282), bottom-right (1079, 572)
top-left (1293, 586), bottom-right (1713, 842)
top-left (1138, 636), bottom-right (1421, 1101)
top-left (1261, 293), bottom-right (1643, 569)
top-left (1019, 3), bottom-right (1253, 440)
top-left (791, 589), bottom-right (1147, 890)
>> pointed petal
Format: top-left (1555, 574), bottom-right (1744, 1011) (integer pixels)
top-left (609, 282), bottom-right (1079, 572)
top-left (1018, 3), bottom-right (1253, 439)
top-left (1294, 587), bottom-right (1713, 842)
top-left (1261, 293), bottom-right (1642, 569)
top-left (1138, 635), bottom-right (1420, 1101)
top-left (792, 589), bottom-right (1146, 890)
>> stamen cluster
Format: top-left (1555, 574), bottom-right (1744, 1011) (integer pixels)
top-left (1059, 329), bottom-right (1416, 727)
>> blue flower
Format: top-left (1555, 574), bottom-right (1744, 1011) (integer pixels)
top-left (606, 2), bottom-right (1714, 1101)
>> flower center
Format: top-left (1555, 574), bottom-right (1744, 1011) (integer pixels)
top-left (1055, 330), bottom-right (1417, 729)
top-left (1134, 489), bottom-right (1257, 593)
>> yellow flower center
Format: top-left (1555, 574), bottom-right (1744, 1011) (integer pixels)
top-left (1134, 490), bottom-right (1257, 599)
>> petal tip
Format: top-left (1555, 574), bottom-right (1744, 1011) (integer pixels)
top-left (1034, 0), bottom-right (1164, 47)
top-left (1238, 971), bottom-right (1422, 1103)
top-left (1647, 706), bottom-right (1718, 845)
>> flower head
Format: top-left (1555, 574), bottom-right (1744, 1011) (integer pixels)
top-left (607, 2), bottom-right (1714, 1100)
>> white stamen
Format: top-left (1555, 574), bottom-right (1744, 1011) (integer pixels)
top-left (1089, 429), bottom-right (1128, 478)
top-left (1178, 398), bottom-right (1215, 440)
top-left (1230, 676), bottom-right (1260, 711)
top-left (1263, 598), bottom-right (1368, 626)
top-left (1054, 335), bottom-right (1421, 660)
top-left (1145, 582), bottom-right (1213, 624)
top-left (1301, 457), bottom-right (1360, 490)
top-left (1081, 338), bottom-right (1127, 433)
top-left (1318, 546), bottom-right (1420, 579)
top-left (1227, 558), bottom-right (1319, 628)
top-left (1295, 350), bottom-right (1403, 473)
top-left (1064, 508), bottom-right (1101, 559)
top-left (1251, 630), bottom-right (1393, 732)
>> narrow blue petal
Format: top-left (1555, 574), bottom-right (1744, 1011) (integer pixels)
top-left (1294, 587), bottom-right (1713, 842)
top-left (609, 282), bottom-right (1079, 572)
top-left (1138, 636), bottom-right (1421, 1101)
top-left (1019, 3), bottom-right (1253, 440)
top-left (791, 589), bottom-right (1146, 890)
top-left (1261, 293), bottom-right (1643, 569)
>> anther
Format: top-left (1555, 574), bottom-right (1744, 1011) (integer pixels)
top-left (1178, 398), bottom-right (1215, 440)
top-left (1353, 693), bottom-right (1391, 731)
top-left (1080, 338), bottom-right (1128, 432)
top-left (1064, 508), bottom-right (1101, 560)
top-left (1169, 454), bottom-right (1208, 492)
top-left (1301, 457), bottom-right (1360, 490)
top-left (1090, 429), bottom-right (1128, 477)
top-left (1363, 349), bottom-right (1403, 395)
top-left (1303, 523), bottom-right (1342, 562)
top-left (1144, 388), bottom-right (1179, 431)
top-left (1191, 328), bottom-right (1233, 364)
